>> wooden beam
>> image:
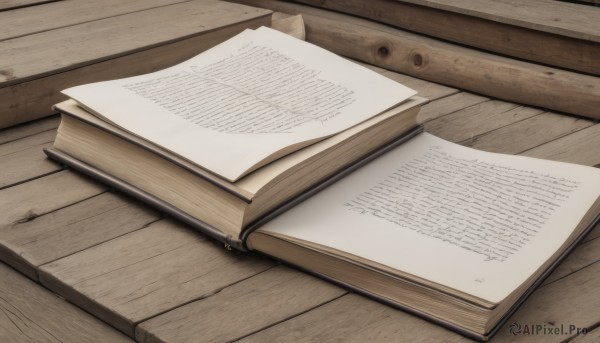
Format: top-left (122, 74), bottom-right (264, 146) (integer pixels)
top-left (38, 220), bottom-right (275, 337)
top-left (292, 0), bottom-right (599, 75)
top-left (0, 262), bottom-right (133, 343)
top-left (234, 0), bottom-right (600, 119)
top-left (0, 0), bottom-right (192, 41)
top-left (136, 266), bottom-right (345, 343)
top-left (0, 0), bottom-right (56, 11)
top-left (0, 0), bottom-right (271, 128)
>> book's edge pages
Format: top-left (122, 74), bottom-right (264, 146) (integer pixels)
top-left (53, 101), bottom-right (254, 203)
top-left (43, 147), bottom-right (245, 250)
top-left (485, 211), bottom-right (600, 340)
top-left (249, 202), bottom-right (600, 342)
top-left (240, 126), bottom-right (424, 243)
top-left (43, 125), bottom-right (423, 251)
top-left (54, 96), bottom-right (426, 204)
top-left (62, 27), bottom-right (417, 182)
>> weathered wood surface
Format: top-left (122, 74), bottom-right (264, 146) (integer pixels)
top-left (0, 262), bottom-right (132, 343)
top-left (0, 0), bottom-right (191, 41)
top-left (0, 128), bottom-right (60, 189)
top-left (0, 0), bottom-right (272, 128)
top-left (238, 293), bottom-right (469, 343)
top-left (571, 326), bottom-right (600, 343)
top-left (0, 0), bottom-right (53, 11)
top-left (0, 171), bottom-right (105, 279)
top-left (1, 67), bottom-right (597, 342)
top-left (0, 3), bottom-right (598, 342)
top-left (397, 0), bottom-right (600, 42)
top-left (136, 266), bottom-right (345, 343)
top-left (291, 0), bottom-right (600, 75)
top-left (38, 220), bottom-right (275, 337)
top-left (0, 115), bottom-right (59, 144)
top-left (234, 0), bottom-right (600, 119)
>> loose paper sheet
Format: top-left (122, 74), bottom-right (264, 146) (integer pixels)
top-left (257, 133), bottom-right (600, 303)
top-left (63, 27), bottom-right (416, 181)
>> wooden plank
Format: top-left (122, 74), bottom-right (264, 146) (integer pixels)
top-left (0, 192), bottom-right (160, 280)
top-left (0, 262), bottom-right (133, 343)
top-left (418, 92), bottom-right (489, 124)
top-left (522, 125), bottom-right (600, 167)
top-left (491, 262), bottom-right (600, 342)
top-left (360, 63), bottom-right (459, 101)
top-left (237, 293), bottom-right (469, 342)
top-left (38, 220), bottom-right (275, 337)
top-left (242, 256), bottom-right (600, 342)
top-left (570, 326), bottom-right (600, 343)
top-left (0, 129), bottom-right (61, 189)
top-left (0, 0), bottom-right (191, 41)
top-left (0, 0), bottom-right (271, 128)
top-left (397, 0), bottom-right (600, 42)
top-left (425, 101), bottom-right (543, 143)
top-left (584, 221), bottom-right (600, 243)
top-left (0, 1), bottom-right (270, 86)
top-left (0, 128), bottom-right (55, 156)
top-left (290, 0), bottom-right (600, 74)
top-left (0, 115), bottom-right (59, 144)
top-left (0, 0), bottom-right (54, 11)
top-left (0, 171), bottom-right (105, 277)
top-left (0, 170), bottom-right (104, 227)
top-left (234, 0), bottom-right (600, 119)
top-left (461, 112), bottom-right (594, 154)
top-left (542, 233), bottom-right (600, 285)
top-left (136, 266), bottom-right (345, 343)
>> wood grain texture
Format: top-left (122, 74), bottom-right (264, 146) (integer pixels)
top-left (491, 262), bottom-right (600, 342)
top-left (0, 192), bottom-right (160, 280)
top-left (291, 0), bottom-right (600, 74)
top-left (425, 101), bottom-right (543, 143)
top-left (136, 266), bottom-right (345, 343)
top-left (522, 125), bottom-right (600, 167)
top-left (38, 220), bottom-right (275, 337)
top-left (462, 112), bottom-right (594, 154)
top-left (238, 293), bottom-right (469, 342)
top-left (0, 115), bottom-right (59, 144)
top-left (0, 129), bottom-right (61, 188)
top-left (0, 0), bottom-right (191, 41)
top-left (0, 171), bottom-right (104, 279)
top-left (417, 92), bottom-right (489, 124)
top-left (360, 63), bottom-right (458, 101)
top-left (570, 326), bottom-right (600, 343)
top-left (0, 0), bottom-right (269, 86)
top-left (234, 0), bottom-right (600, 119)
top-left (0, 0), bottom-right (271, 128)
top-left (0, 0), bottom-right (54, 11)
top-left (397, 0), bottom-right (600, 42)
top-left (584, 222), bottom-right (600, 243)
top-left (0, 262), bottom-right (132, 343)
top-left (542, 234), bottom-right (600, 286)
top-left (0, 170), bottom-right (104, 227)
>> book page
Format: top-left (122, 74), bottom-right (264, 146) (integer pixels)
top-left (256, 133), bottom-right (600, 303)
top-left (62, 27), bottom-right (416, 181)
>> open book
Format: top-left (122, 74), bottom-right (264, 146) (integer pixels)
top-left (248, 133), bottom-right (600, 340)
top-left (45, 24), bottom-right (599, 341)
top-left (61, 27), bottom-right (417, 182)
top-left (47, 26), bottom-right (425, 248)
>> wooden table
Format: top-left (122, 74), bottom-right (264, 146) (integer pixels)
top-left (1, 1), bottom-right (599, 342)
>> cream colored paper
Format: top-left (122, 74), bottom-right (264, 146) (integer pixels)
top-left (257, 133), bottom-right (600, 303)
top-left (63, 27), bottom-right (416, 181)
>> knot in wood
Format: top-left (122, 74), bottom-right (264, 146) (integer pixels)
top-left (377, 46), bottom-right (390, 58)
top-left (413, 53), bottom-right (423, 67)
